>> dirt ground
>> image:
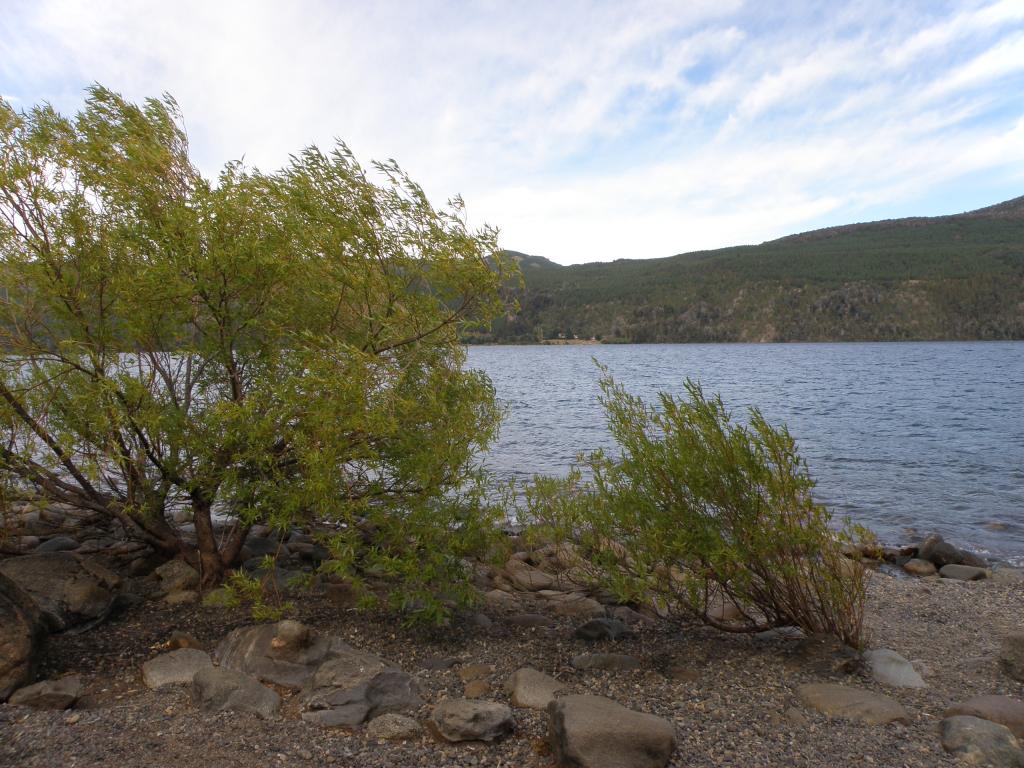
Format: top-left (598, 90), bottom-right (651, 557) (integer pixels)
top-left (1, 569), bottom-right (1022, 768)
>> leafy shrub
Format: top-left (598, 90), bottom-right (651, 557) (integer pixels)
top-left (525, 366), bottom-right (868, 647)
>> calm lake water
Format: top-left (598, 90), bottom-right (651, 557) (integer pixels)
top-left (467, 342), bottom-right (1024, 565)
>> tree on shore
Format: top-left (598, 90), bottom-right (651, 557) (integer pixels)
top-left (0, 87), bottom-right (513, 609)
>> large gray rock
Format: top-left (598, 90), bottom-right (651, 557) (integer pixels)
top-left (548, 695), bottom-right (676, 768)
top-left (141, 648), bottom-right (213, 689)
top-left (8, 675), bottom-right (81, 709)
top-left (797, 683), bottom-right (910, 725)
top-left (863, 648), bottom-right (926, 688)
top-left (191, 666), bottom-right (281, 719)
top-left (36, 536), bottom-right (80, 553)
top-left (506, 667), bottom-right (566, 710)
top-left (940, 715), bottom-right (1024, 767)
top-left (574, 618), bottom-right (632, 641)
top-left (217, 620), bottom-right (354, 690)
top-left (0, 572), bottom-right (46, 702)
top-left (0, 553), bottom-right (121, 631)
top-left (303, 669), bottom-right (422, 727)
top-left (946, 696), bottom-right (1024, 740)
top-left (1001, 634), bottom-right (1024, 683)
top-left (430, 698), bottom-right (514, 742)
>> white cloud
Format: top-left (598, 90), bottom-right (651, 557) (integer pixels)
top-left (1, 0), bottom-right (1023, 263)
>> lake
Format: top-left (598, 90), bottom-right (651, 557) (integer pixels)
top-left (467, 342), bottom-right (1024, 565)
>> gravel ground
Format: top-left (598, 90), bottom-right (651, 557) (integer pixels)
top-left (1, 570), bottom-right (1022, 768)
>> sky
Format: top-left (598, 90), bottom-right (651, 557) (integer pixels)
top-left (2, 0), bottom-right (1023, 264)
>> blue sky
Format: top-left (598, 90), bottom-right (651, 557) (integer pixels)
top-left (2, 0), bottom-right (1023, 264)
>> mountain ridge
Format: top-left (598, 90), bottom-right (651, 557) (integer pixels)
top-left (481, 196), bottom-right (1024, 343)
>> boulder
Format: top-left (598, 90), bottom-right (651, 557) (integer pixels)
top-left (946, 696), bottom-right (1024, 739)
top-left (902, 558), bottom-right (937, 577)
top-left (574, 618), bottom-right (632, 641)
top-left (366, 712), bottom-right (422, 740)
top-left (153, 558), bottom-right (200, 594)
top-left (0, 553), bottom-right (121, 632)
top-left (918, 533), bottom-right (964, 567)
top-left (303, 670), bottom-right (422, 727)
top-left (191, 666), bottom-right (281, 719)
top-left (797, 683), bottom-right (910, 725)
top-left (571, 653), bottom-right (642, 672)
top-left (0, 572), bottom-right (46, 702)
top-left (430, 698), bottom-right (514, 742)
top-left (548, 695), bottom-right (676, 768)
top-left (940, 715), bottom-right (1024, 767)
top-left (8, 675), bottom-right (81, 709)
top-left (1001, 634), bottom-right (1024, 683)
top-left (141, 648), bottom-right (213, 689)
top-left (863, 648), bottom-right (926, 688)
top-left (217, 620), bottom-right (341, 690)
top-left (504, 559), bottom-right (555, 591)
top-left (506, 667), bottom-right (566, 710)
top-left (940, 564), bottom-right (988, 581)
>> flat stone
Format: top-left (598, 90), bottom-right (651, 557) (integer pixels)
top-left (863, 648), bottom-right (926, 688)
top-left (574, 618), bottom-right (632, 641)
top-left (797, 683), bottom-right (910, 725)
top-left (506, 667), bottom-right (566, 710)
top-left (548, 694), bottom-right (676, 768)
top-left (571, 653), bottom-right (641, 672)
top-left (940, 715), bottom-right (1024, 767)
top-left (940, 564), bottom-right (988, 581)
top-left (9, 675), bottom-right (81, 709)
top-left (946, 696), bottom-right (1024, 739)
top-left (1001, 634), bottom-right (1024, 683)
top-left (430, 698), bottom-right (514, 742)
top-left (142, 648), bottom-right (213, 688)
top-left (366, 712), bottom-right (422, 740)
top-left (192, 666), bottom-right (281, 719)
top-left (902, 558), bottom-right (937, 577)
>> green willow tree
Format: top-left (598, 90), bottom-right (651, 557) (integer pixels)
top-left (0, 87), bottom-right (514, 607)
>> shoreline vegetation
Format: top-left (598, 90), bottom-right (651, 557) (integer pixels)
top-left (3, 87), bottom-right (1023, 768)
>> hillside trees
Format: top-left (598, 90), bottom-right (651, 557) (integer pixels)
top-left (0, 87), bottom-right (513, 610)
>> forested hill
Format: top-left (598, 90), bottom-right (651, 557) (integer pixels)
top-left (481, 196), bottom-right (1024, 343)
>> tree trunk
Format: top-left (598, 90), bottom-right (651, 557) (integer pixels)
top-left (189, 491), bottom-right (227, 588)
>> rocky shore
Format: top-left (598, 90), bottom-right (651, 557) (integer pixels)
top-left (1, 511), bottom-right (1023, 768)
